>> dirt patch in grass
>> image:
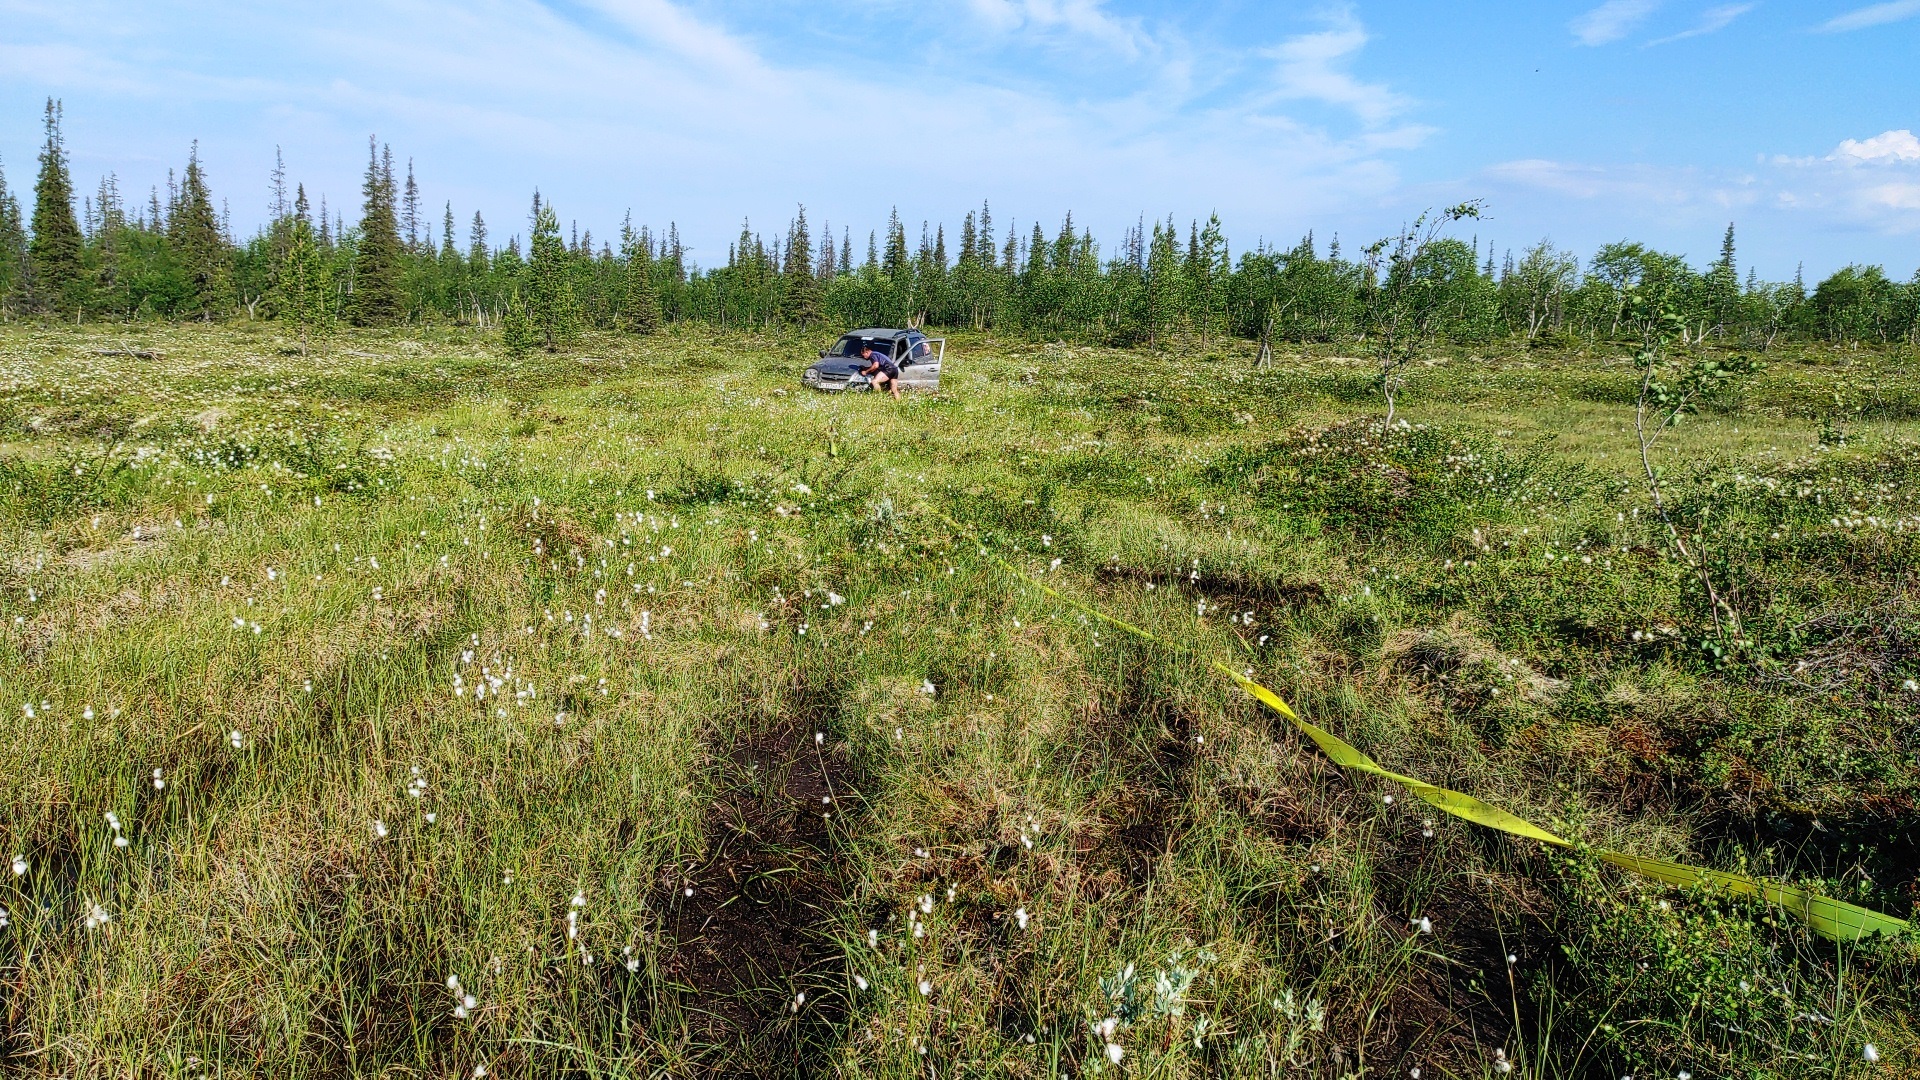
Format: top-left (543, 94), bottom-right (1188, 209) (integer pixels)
top-left (1098, 563), bottom-right (1329, 615)
top-left (661, 672), bottom-right (857, 1075)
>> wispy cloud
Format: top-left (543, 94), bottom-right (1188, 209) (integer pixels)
top-left (1818, 0), bottom-right (1920, 31)
top-left (1570, 0), bottom-right (1661, 45)
top-left (1646, 3), bottom-right (1755, 44)
top-left (1482, 158), bottom-right (1730, 207)
top-left (965, 0), bottom-right (1154, 59)
top-left (1261, 10), bottom-right (1409, 126)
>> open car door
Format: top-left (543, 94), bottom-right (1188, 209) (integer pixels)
top-left (897, 338), bottom-right (944, 391)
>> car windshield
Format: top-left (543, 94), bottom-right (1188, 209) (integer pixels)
top-left (830, 336), bottom-right (891, 358)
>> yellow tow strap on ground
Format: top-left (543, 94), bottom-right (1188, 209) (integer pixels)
top-left (942, 517), bottom-right (1910, 944)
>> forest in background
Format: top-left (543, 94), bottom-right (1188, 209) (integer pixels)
top-left (1, 100), bottom-right (1916, 351)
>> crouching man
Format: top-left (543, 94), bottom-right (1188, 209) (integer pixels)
top-left (859, 345), bottom-right (902, 400)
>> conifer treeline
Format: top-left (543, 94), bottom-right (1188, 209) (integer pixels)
top-left (3, 100), bottom-right (1917, 349)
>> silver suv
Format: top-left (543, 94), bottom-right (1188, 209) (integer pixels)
top-left (802, 329), bottom-right (944, 392)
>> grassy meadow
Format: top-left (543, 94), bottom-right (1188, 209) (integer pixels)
top-left (1, 320), bottom-right (1916, 1078)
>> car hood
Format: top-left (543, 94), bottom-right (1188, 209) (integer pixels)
top-left (808, 359), bottom-right (869, 375)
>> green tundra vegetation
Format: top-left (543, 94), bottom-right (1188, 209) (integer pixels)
top-left (2, 103), bottom-right (1917, 353)
top-left (0, 100), bottom-right (1916, 1078)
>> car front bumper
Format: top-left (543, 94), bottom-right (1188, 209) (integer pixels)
top-left (803, 368), bottom-right (871, 392)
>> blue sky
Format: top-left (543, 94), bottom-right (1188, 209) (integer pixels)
top-left (0, 0), bottom-right (1915, 280)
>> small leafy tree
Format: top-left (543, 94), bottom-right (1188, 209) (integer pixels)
top-left (1628, 290), bottom-right (1761, 649)
top-left (1362, 201), bottom-right (1483, 426)
top-left (501, 295), bottom-right (538, 358)
top-left (275, 214), bottom-right (331, 354)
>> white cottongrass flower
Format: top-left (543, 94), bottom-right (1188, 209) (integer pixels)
top-left (918, 979), bottom-right (933, 997)
top-left (0, 906), bottom-right (10, 928)
top-left (920, 679), bottom-right (935, 696)
top-left (867, 928), bottom-right (879, 948)
top-left (1014, 907), bottom-right (1029, 930)
top-left (790, 991), bottom-right (806, 1012)
top-left (372, 820), bottom-right (389, 838)
top-left (1492, 1048), bottom-right (1512, 1074)
top-left (228, 729), bottom-right (243, 749)
top-left (1864, 1044), bottom-right (1880, 1063)
top-left (9, 856), bottom-right (26, 877)
top-left (853, 975), bottom-right (868, 991)
top-left (1903, 679), bottom-right (1918, 692)
top-left (1678, 1072), bottom-right (1691, 1080)
top-left (152, 768), bottom-right (165, 790)
top-left (1106, 1042), bottom-right (1124, 1064)
top-left (1415, 916), bottom-right (1433, 934)
top-left (918, 895), bottom-right (934, 914)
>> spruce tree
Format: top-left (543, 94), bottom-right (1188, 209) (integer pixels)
top-left (91, 172), bottom-right (125, 313)
top-left (169, 142), bottom-right (234, 320)
top-left (815, 219), bottom-right (836, 281)
top-left (1708, 222), bottom-right (1739, 334)
top-left (468, 212), bottom-right (490, 276)
top-left (403, 159), bottom-right (422, 253)
top-left (526, 198), bottom-right (579, 349)
top-left (977, 201), bottom-right (995, 270)
top-left (780, 204), bottom-right (821, 327)
top-left (21, 99), bottom-right (87, 316)
top-left (349, 138), bottom-right (405, 326)
top-left (619, 229), bottom-right (661, 335)
top-left (0, 155), bottom-right (27, 308)
top-left (1143, 217), bottom-right (1182, 346)
top-left (883, 208), bottom-right (909, 278)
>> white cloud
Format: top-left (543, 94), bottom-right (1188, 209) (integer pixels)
top-left (1261, 11), bottom-right (1409, 126)
top-left (1646, 3), bottom-right (1755, 44)
top-left (1831, 130), bottom-right (1920, 164)
top-left (1570, 0), bottom-right (1661, 45)
top-left (1819, 0), bottom-right (1920, 31)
